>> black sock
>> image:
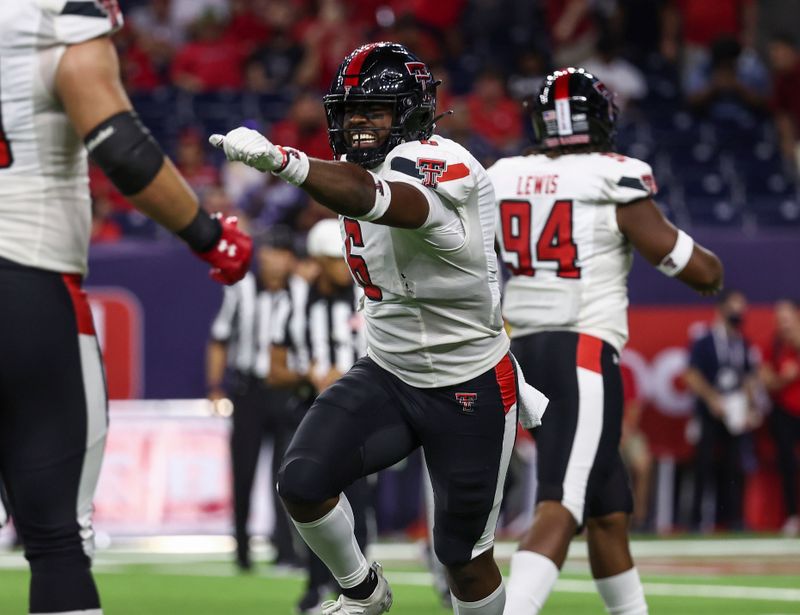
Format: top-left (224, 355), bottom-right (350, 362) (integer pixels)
top-left (341, 568), bottom-right (378, 600)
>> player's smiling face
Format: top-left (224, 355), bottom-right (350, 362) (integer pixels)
top-left (343, 103), bottom-right (393, 149)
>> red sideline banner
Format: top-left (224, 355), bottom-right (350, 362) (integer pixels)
top-left (93, 401), bottom-right (274, 536)
top-left (88, 288), bottom-right (144, 399)
top-left (624, 305), bottom-right (775, 460)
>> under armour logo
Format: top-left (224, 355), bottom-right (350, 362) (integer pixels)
top-left (375, 180), bottom-right (384, 196)
top-left (455, 392), bottom-right (478, 413)
top-left (218, 239), bottom-right (237, 258)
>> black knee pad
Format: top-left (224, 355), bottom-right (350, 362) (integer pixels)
top-left (277, 456), bottom-right (336, 504)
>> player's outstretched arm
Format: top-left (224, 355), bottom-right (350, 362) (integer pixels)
top-left (56, 36), bottom-right (251, 284)
top-left (617, 198), bottom-right (723, 294)
top-left (210, 127), bottom-right (430, 229)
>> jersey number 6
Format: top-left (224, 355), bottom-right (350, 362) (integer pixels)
top-left (500, 199), bottom-right (580, 279)
top-left (343, 218), bottom-right (383, 301)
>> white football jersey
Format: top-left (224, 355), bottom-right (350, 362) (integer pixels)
top-left (0, 0), bottom-right (122, 275)
top-left (341, 135), bottom-right (509, 388)
top-left (489, 152), bottom-right (657, 351)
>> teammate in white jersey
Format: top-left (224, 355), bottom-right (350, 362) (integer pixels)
top-left (489, 68), bottom-right (723, 615)
top-left (0, 2), bottom-right (251, 614)
top-left (213, 42), bottom-right (547, 615)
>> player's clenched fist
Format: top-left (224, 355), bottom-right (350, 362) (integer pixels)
top-left (210, 127), bottom-right (309, 186)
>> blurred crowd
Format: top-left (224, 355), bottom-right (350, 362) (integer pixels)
top-left (90, 0), bottom-right (800, 242)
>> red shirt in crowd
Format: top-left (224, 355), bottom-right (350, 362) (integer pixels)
top-left (171, 39), bottom-right (245, 91)
top-left (270, 120), bottom-right (332, 161)
top-left (465, 93), bottom-right (522, 152)
top-left (673, 0), bottom-right (751, 48)
top-left (772, 59), bottom-right (800, 129)
top-left (765, 341), bottom-right (800, 416)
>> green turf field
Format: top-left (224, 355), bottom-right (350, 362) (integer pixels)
top-left (1, 541), bottom-right (799, 614)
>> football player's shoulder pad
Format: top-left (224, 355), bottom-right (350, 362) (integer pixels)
top-left (592, 153), bottom-right (657, 204)
top-left (384, 136), bottom-right (476, 205)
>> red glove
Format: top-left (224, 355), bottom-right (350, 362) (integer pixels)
top-left (196, 214), bottom-right (253, 285)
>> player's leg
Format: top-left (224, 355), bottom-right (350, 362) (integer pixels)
top-left (229, 376), bottom-right (263, 570)
top-left (690, 408), bottom-right (720, 531)
top-left (421, 455), bottom-right (453, 608)
top-left (277, 357), bottom-right (416, 609)
top-left (584, 341), bottom-right (646, 614)
top-left (504, 332), bottom-right (611, 615)
top-left (263, 385), bottom-right (298, 566)
top-left (420, 353), bottom-right (519, 614)
top-left (772, 407), bottom-right (800, 533)
top-left (0, 264), bottom-right (106, 614)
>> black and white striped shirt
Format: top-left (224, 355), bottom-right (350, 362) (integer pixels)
top-left (273, 279), bottom-right (366, 379)
top-left (210, 272), bottom-right (295, 379)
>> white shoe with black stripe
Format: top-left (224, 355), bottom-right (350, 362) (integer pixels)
top-left (321, 563), bottom-right (393, 615)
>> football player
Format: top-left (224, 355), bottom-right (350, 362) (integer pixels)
top-left (0, 2), bottom-right (251, 614)
top-left (212, 42), bottom-right (547, 615)
top-left (490, 68), bottom-right (723, 615)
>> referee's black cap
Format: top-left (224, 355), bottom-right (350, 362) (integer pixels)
top-left (256, 225), bottom-right (296, 253)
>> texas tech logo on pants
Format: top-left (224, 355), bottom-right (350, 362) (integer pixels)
top-left (455, 392), bottom-right (477, 414)
top-left (416, 158), bottom-right (447, 188)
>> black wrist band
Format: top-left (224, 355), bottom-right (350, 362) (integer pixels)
top-left (177, 209), bottom-right (222, 253)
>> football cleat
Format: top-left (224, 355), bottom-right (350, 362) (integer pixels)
top-left (320, 562), bottom-right (393, 615)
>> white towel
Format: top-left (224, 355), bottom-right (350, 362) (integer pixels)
top-left (514, 358), bottom-right (549, 429)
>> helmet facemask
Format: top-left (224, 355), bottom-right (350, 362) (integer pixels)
top-left (324, 89), bottom-right (437, 168)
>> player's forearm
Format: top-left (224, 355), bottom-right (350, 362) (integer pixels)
top-left (677, 244), bottom-right (724, 294)
top-left (127, 159), bottom-right (200, 231)
top-left (267, 364), bottom-right (306, 389)
top-left (301, 159), bottom-right (376, 219)
top-left (206, 341), bottom-right (228, 391)
top-left (684, 368), bottom-right (718, 404)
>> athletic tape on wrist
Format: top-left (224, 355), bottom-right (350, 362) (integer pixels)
top-left (273, 146), bottom-right (309, 186)
top-left (657, 229), bottom-right (694, 276)
top-left (356, 172), bottom-right (392, 222)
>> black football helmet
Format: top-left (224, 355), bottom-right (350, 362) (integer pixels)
top-left (527, 67), bottom-right (619, 152)
top-left (323, 42), bottom-right (439, 168)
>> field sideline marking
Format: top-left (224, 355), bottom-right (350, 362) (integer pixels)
top-left (1, 553), bottom-right (798, 603)
top-left (388, 572), bottom-right (800, 603)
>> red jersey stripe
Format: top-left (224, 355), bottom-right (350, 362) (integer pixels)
top-left (576, 333), bottom-right (602, 374)
top-left (62, 274), bottom-right (95, 336)
top-left (494, 354), bottom-right (517, 414)
top-left (343, 43), bottom-right (380, 87)
top-left (440, 162), bottom-right (469, 182)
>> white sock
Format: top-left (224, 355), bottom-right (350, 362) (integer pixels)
top-left (503, 551), bottom-right (559, 615)
top-left (453, 582), bottom-right (505, 615)
top-left (595, 567), bottom-right (648, 614)
top-left (291, 494), bottom-right (369, 588)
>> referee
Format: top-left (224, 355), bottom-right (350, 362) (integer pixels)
top-left (270, 219), bottom-right (372, 614)
top-left (206, 226), bottom-right (299, 571)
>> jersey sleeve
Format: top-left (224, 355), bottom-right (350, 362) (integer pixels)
top-left (601, 156), bottom-right (658, 205)
top-left (383, 141), bottom-right (476, 208)
top-left (49, 0), bottom-right (123, 45)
